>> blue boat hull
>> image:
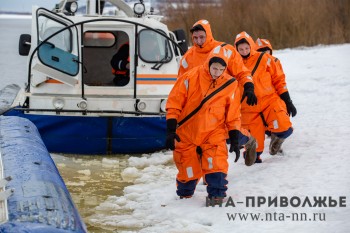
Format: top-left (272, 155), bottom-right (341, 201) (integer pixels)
top-left (4, 109), bottom-right (167, 154)
top-left (0, 116), bottom-right (87, 232)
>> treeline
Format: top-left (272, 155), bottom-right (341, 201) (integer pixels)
top-left (158, 0), bottom-right (350, 49)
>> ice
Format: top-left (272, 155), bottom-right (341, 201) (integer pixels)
top-left (77, 169), bottom-right (91, 176)
top-left (101, 158), bottom-right (120, 168)
top-left (65, 181), bottom-right (86, 187)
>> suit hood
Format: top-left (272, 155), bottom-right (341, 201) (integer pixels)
top-left (191, 19), bottom-right (216, 53)
top-left (255, 38), bottom-right (273, 54)
top-left (234, 31), bottom-right (257, 57)
top-left (203, 45), bottom-right (231, 80)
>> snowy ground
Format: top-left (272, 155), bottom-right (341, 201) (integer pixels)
top-left (85, 44), bottom-right (350, 233)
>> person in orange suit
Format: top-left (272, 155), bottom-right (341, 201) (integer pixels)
top-left (255, 38), bottom-right (284, 74)
top-left (165, 45), bottom-right (256, 201)
top-left (255, 38), bottom-right (287, 137)
top-left (234, 32), bottom-right (297, 163)
top-left (179, 19), bottom-right (257, 106)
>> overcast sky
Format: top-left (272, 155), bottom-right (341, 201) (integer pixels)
top-left (0, 0), bottom-right (63, 12)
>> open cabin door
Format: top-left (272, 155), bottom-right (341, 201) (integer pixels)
top-left (82, 27), bottom-right (134, 89)
top-left (31, 8), bottom-right (79, 87)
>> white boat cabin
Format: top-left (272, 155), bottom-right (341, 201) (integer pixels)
top-left (18, 0), bottom-right (188, 116)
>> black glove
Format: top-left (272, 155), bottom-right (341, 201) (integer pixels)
top-left (241, 82), bottom-right (258, 106)
top-left (229, 130), bottom-right (240, 162)
top-left (165, 119), bottom-right (180, 150)
top-left (280, 91), bottom-right (297, 117)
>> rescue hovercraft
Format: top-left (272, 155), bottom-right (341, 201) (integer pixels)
top-left (0, 0), bottom-right (187, 154)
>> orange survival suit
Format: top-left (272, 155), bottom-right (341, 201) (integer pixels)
top-left (255, 38), bottom-right (284, 73)
top-left (178, 20), bottom-right (254, 89)
top-left (234, 32), bottom-right (294, 161)
top-left (166, 45), bottom-right (250, 198)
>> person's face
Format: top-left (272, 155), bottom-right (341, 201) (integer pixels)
top-left (237, 42), bottom-right (251, 57)
top-left (210, 62), bottom-right (226, 79)
top-left (192, 30), bottom-right (206, 47)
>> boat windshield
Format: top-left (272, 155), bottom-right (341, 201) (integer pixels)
top-left (138, 29), bottom-right (172, 63)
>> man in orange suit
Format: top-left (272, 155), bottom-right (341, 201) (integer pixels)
top-left (166, 45), bottom-right (256, 201)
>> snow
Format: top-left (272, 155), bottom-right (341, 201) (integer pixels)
top-left (86, 44), bottom-right (350, 232)
top-left (0, 14), bottom-right (32, 19)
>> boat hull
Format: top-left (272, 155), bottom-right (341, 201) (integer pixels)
top-left (4, 109), bottom-right (167, 154)
top-left (0, 116), bottom-right (87, 232)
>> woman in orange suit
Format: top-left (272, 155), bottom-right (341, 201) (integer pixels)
top-left (255, 38), bottom-right (284, 73)
top-left (234, 32), bottom-right (297, 163)
top-left (255, 38), bottom-right (288, 137)
top-left (165, 45), bottom-right (256, 201)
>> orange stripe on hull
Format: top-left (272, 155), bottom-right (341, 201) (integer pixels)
top-left (136, 74), bottom-right (177, 84)
top-left (45, 79), bottom-right (64, 84)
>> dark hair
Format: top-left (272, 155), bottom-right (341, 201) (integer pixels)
top-left (190, 24), bottom-right (206, 33)
top-left (235, 38), bottom-right (249, 48)
top-left (209, 57), bottom-right (226, 67)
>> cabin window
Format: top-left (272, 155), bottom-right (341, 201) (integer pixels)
top-left (37, 14), bottom-right (78, 76)
top-left (83, 31), bottom-right (130, 86)
top-left (138, 29), bottom-right (172, 63)
top-left (83, 32), bottom-right (116, 47)
top-left (37, 15), bottom-right (72, 53)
